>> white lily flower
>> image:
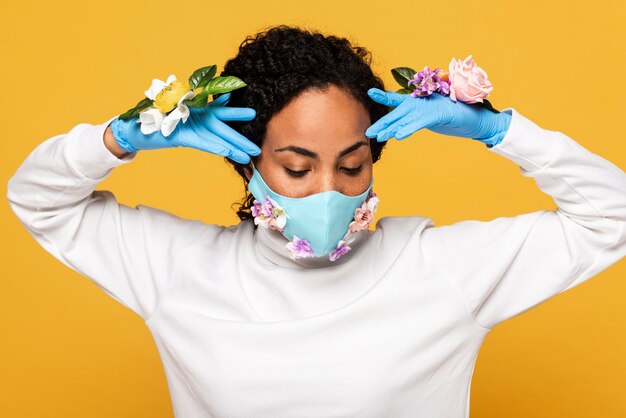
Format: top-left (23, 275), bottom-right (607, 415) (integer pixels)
top-left (144, 74), bottom-right (177, 100)
top-left (160, 90), bottom-right (195, 137)
top-left (137, 108), bottom-right (165, 135)
top-left (137, 73), bottom-right (196, 137)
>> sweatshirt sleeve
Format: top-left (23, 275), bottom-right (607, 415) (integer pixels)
top-left (420, 108), bottom-right (626, 330)
top-left (6, 116), bottom-right (214, 321)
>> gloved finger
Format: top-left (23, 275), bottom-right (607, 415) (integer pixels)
top-left (378, 95), bottom-right (449, 140)
top-left (376, 114), bottom-right (420, 141)
top-left (212, 106), bottom-right (256, 121)
top-left (394, 119), bottom-right (427, 140)
top-left (367, 88), bottom-right (407, 107)
top-left (209, 92), bottom-right (231, 106)
top-left (207, 117), bottom-right (262, 156)
top-left (377, 101), bottom-right (442, 141)
top-left (365, 104), bottom-right (411, 138)
top-left (182, 128), bottom-right (251, 163)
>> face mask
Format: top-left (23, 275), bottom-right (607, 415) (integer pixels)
top-left (246, 161), bottom-right (379, 261)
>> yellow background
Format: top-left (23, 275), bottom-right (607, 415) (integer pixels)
top-left (2, 0), bottom-right (625, 416)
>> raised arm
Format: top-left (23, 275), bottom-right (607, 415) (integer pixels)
top-left (6, 117), bottom-right (213, 320)
top-left (419, 108), bottom-right (626, 330)
top-left (7, 82), bottom-right (264, 320)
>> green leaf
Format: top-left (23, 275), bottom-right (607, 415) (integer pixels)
top-left (119, 97), bottom-right (154, 121)
top-left (203, 76), bottom-right (247, 94)
top-left (395, 88), bottom-right (413, 94)
top-left (391, 67), bottom-right (417, 89)
top-left (183, 90), bottom-right (210, 108)
top-left (477, 98), bottom-right (500, 113)
top-left (188, 65), bottom-right (217, 90)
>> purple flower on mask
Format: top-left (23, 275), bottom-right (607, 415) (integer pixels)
top-left (252, 195), bottom-right (287, 232)
top-left (261, 188), bottom-right (381, 262)
top-left (260, 197), bottom-right (275, 217)
top-left (329, 240), bottom-right (352, 262)
top-left (251, 200), bottom-right (263, 217)
top-left (286, 235), bottom-right (316, 260)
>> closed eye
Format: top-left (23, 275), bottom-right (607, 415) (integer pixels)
top-left (284, 168), bottom-right (309, 177)
top-left (342, 165), bottom-right (363, 175)
top-left (284, 165), bottom-right (363, 178)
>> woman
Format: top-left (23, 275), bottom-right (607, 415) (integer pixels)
top-left (7, 24), bottom-right (626, 417)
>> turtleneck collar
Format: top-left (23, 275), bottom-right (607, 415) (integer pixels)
top-left (253, 222), bottom-right (372, 269)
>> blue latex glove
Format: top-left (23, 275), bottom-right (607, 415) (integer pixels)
top-left (110, 92), bottom-right (261, 163)
top-left (364, 88), bottom-right (512, 148)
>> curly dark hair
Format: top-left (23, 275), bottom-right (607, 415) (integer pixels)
top-left (217, 24), bottom-right (389, 222)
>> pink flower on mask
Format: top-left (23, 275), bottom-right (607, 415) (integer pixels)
top-left (267, 216), bottom-right (284, 231)
top-left (349, 206), bottom-right (374, 234)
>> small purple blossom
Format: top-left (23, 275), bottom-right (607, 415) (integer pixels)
top-left (408, 66), bottom-right (451, 98)
top-left (286, 235), bottom-right (316, 259)
top-left (437, 79), bottom-right (450, 96)
top-left (329, 240), bottom-right (351, 262)
top-left (260, 196), bottom-right (275, 217)
top-left (251, 200), bottom-right (263, 217)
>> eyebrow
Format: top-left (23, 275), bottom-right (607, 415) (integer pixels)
top-left (274, 140), bottom-right (368, 160)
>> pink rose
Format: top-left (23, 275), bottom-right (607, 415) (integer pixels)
top-left (448, 54), bottom-right (493, 104)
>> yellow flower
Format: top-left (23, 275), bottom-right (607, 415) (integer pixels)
top-left (154, 80), bottom-right (192, 113)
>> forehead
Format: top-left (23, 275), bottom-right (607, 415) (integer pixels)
top-left (264, 85), bottom-right (370, 152)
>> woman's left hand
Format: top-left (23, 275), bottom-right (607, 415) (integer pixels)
top-left (364, 87), bottom-right (512, 148)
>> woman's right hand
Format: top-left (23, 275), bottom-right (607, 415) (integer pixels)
top-left (109, 93), bottom-right (261, 163)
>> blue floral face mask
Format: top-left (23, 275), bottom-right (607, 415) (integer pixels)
top-left (246, 161), bottom-right (379, 261)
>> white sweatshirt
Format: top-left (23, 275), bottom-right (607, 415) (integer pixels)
top-left (7, 108), bottom-right (626, 418)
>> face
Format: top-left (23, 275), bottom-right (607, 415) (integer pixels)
top-left (243, 84), bottom-right (373, 198)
